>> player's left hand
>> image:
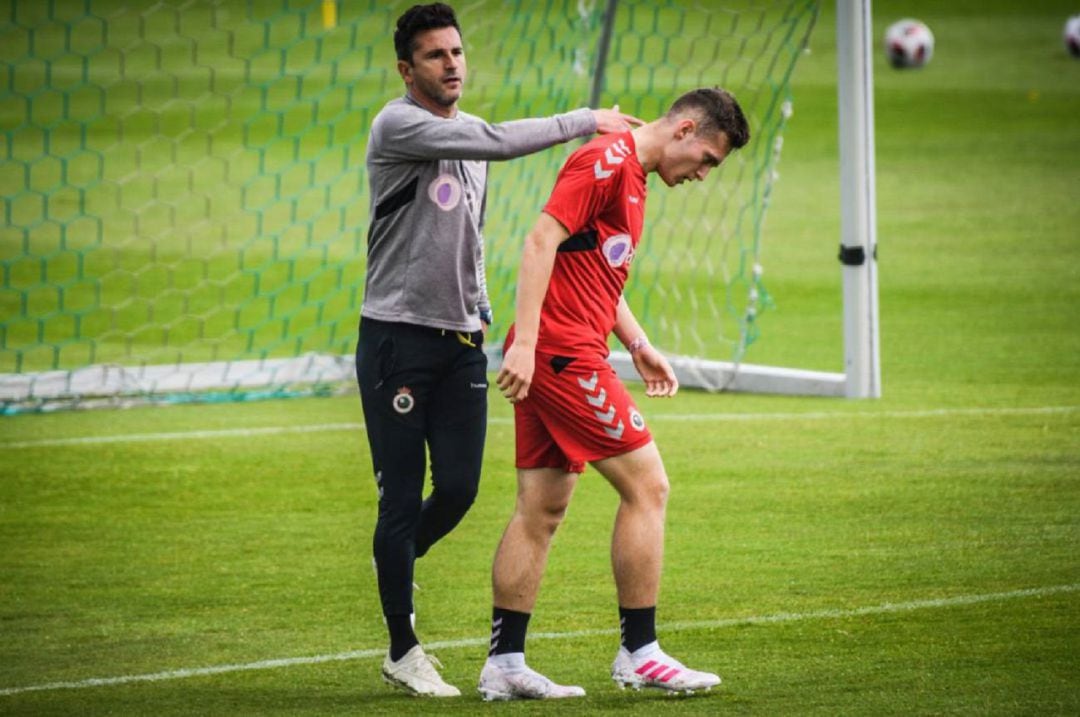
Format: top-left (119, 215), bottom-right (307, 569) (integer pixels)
top-left (631, 344), bottom-right (678, 397)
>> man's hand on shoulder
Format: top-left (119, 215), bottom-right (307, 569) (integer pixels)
top-left (592, 104), bottom-right (644, 134)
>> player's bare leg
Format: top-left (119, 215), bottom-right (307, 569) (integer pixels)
top-left (480, 467), bottom-right (585, 700)
top-left (593, 441), bottom-right (721, 694)
top-left (593, 441), bottom-right (668, 607)
top-left (491, 467), bottom-right (579, 611)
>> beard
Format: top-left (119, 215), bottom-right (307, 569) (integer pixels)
top-left (415, 74), bottom-right (462, 108)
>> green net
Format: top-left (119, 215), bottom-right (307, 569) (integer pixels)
top-left (0, 0), bottom-right (818, 412)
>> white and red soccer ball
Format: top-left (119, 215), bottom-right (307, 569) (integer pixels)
top-left (1065, 15), bottom-right (1080, 58)
top-left (884, 18), bottom-right (934, 69)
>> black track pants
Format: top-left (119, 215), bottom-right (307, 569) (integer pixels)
top-left (355, 317), bottom-right (488, 617)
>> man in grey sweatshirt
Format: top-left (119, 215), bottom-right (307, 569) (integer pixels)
top-left (356, 2), bottom-right (640, 697)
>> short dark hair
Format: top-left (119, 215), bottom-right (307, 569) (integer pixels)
top-left (394, 3), bottom-right (461, 63)
top-left (667, 88), bottom-right (750, 150)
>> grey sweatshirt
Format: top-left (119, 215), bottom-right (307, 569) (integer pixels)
top-left (362, 94), bottom-right (597, 332)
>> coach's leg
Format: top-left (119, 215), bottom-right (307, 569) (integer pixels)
top-left (365, 408), bottom-right (426, 620)
top-left (592, 441), bottom-right (669, 608)
top-left (491, 467), bottom-right (579, 611)
top-left (356, 320), bottom-right (428, 658)
top-left (415, 339), bottom-right (488, 558)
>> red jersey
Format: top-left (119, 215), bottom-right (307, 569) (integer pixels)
top-left (538, 131), bottom-right (646, 357)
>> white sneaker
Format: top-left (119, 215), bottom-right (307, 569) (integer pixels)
top-left (477, 659), bottom-right (586, 701)
top-left (382, 645), bottom-right (461, 697)
top-left (611, 642), bottom-right (721, 694)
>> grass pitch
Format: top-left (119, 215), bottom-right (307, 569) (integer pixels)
top-left (2, 397), bottom-right (1077, 714)
top-left (2, 0), bottom-right (1079, 714)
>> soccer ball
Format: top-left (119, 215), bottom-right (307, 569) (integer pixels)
top-left (1065, 15), bottom-right (1080, 58)
top-left (884, 19), bottom-right (934, 69)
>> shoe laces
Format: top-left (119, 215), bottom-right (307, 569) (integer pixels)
top-left (508, 668), bottom-right (560, 696)
top-left (405, 650), bottom-right (447, 683)
top-left (655, 650), bottom-right (687, 671)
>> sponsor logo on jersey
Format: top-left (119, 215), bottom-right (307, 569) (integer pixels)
top-left (428, 174), bottom-right (462, 211)
top-left (602, 233), bottom-right (634, 268)
top-left (630, 408), bottom-right (646, 431)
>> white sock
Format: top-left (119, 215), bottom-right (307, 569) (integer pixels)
top-left (488, 651), bottom-right (526, 673)
top-left (630, 640), bottom-right (661, 660)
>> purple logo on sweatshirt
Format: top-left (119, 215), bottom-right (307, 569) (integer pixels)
top-left (428, 174), bottom-right (462, 211)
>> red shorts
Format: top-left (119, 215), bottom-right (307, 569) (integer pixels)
top-left (515, 351), bottom-right (653, 473)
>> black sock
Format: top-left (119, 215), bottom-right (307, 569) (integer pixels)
top-left (619, 606), bottom-right (657, 653)
top-left (489, 607), bottom-right (531, 656)
top-left (387, 615), bottom-right (419, 662)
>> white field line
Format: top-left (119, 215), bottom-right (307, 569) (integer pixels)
top-left (0, 422), bottom-right (365, 449)
top-left (1, 583), bottom-right (1076, 697)
top-left (3, 405), bottom-right (1077, 450)
top-left (657, 405), bottom-right (1080, 422)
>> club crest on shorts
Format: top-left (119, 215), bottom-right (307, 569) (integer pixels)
top-left (629, 408), bottom-right (646, 431)
top-left (392, 387), bottom-right (415, 414)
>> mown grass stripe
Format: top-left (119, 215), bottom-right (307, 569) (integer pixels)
top-left (3, 405), bottom-right (1076, 450)
top-left (2, 583), bottom-right (1076, 697)
top-left (0, 422), bottom-right (365, 449)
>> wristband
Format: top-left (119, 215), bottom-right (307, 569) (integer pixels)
top-left (627, 336), bottom-right (649, 354)
top-left (479, 308), bottom-right (493, 325)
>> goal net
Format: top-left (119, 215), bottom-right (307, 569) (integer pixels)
top-left (0, 0), bottom-right (836, 413)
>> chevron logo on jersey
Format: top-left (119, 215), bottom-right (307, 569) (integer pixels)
top-left (593, 138), bottom-right (632, 180)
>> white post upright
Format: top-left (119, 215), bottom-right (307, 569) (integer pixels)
top-left (836, 0), bottom-right (881, 398)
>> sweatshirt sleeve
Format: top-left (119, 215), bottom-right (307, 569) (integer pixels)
top-left (371, 104), bottom-right (597, 162)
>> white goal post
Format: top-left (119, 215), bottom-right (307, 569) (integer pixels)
top-left (835, 0), bottom-right (883, 398)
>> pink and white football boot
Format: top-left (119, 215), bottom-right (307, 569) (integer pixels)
top-left (611, 641), bottom-right (721, 694)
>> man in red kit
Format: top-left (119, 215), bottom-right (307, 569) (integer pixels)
top-left (476, 88), bottom-right (750, 701)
